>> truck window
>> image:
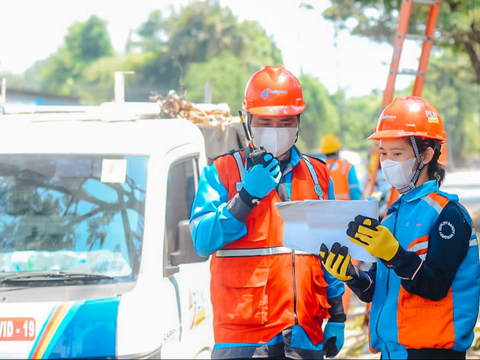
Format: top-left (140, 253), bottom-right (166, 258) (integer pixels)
top-left (165, 157), bottom-right (198, 261)
top-left (0, 154), bottom-right (148, 282)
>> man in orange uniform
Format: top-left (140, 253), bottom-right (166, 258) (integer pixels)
top-left (190, 66), bottom-right (346, 359)
top-left (320, 134), bottom-right (361, 201)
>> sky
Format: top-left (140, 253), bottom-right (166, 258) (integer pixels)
top-left (0, 0), bottom-right (421, 98)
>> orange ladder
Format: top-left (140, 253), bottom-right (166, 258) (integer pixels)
top-left (362, 0), bottom-right (443, 204)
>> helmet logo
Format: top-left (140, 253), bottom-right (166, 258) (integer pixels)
top-left (260, 88), bottom-right (288, 100)
top-left (425, 110), bottom-right (439, 123)
top-left (381, 115), bottom-right (396, 119)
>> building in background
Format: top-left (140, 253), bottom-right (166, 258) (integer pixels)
top-left (6, 88), bottom-right (80, 106)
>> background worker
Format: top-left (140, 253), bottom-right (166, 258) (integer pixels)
top-left (319, 96), bottom-right (480, 359)
top-left (189, 65), bottom-right (346, 359)
top-left (320, 134), bottom-right (361, 200)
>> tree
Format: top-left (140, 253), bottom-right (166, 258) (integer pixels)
top-left (22, 1), bottom-right (284, 105)
top-left (319, 0), bottom-right (480, 84)
top-left (237, 20), bottom-right (284, 74)
top-left (79, 52), bottom-right (158, 104)
top-left (135, 9), bottom-right (168, 52)
top-left (35, 15), bottom-right (114, 96)
top-left (64, 15), bottom-right (113, 64)
top-left (341, 92), bottom-right (383, 151)
top-left (132, 0), bottom-right (284, 98)
top-left (297, 75), bottom-right (340, 152)
top-left (421, 51), bottom-right (480, 166)
top-left (183, 52), bottom-right (249, 111)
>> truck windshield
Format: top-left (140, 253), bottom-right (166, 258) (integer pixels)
top-left (0, 154), bottom-right (148, 283)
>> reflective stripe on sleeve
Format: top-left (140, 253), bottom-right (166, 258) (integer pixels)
top-left (216, 246), bottom-right (312, 257)
top-left (233, 151), bottom-right (244, 182)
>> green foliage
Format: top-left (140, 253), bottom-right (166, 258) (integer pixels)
top-left (129, 0), bottom-right (247, 94)
top-left (38, 48), bottom-right (76, 95)
top-left (321, 0), bottom-right (480, 84)
top-left (64, 15), bottom-right (113, 64)
top-left (297, 75), bottom-right (340, 152)
top-left (166, 0), bottom-right (244, 64)
top-left (79, 52), bottom-right (158, 104)
top-left (237, 20), bottom-right (284, 73)
top-left (341, 92), bottom-right (382, 151)
top-left (0, 72), bottom-right (31, 90)
top-left (184, 52), bottom-right (249, 111)
top-left (316, 0), bottom-right (480, 164)
top-left (421, 51), bottom-right (480, 166)
top-left (135, 9), bottom-right (168, 52)
top-left (35, 15), bottom-right (114, 96)
top-left (19, 1), bottom-right (285, 106)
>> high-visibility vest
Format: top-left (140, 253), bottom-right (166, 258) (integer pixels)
top-left (210, 150), bottom-right (331, 345)
top-left (370, 189), bottom-right (479, 356)
top-left (326, 158), bottom-right (352, 200)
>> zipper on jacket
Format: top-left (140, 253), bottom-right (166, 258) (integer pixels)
top-left (291, 249), bottom-right (298, 324)
top-left (376, 268), bottom-right (391, 359)
top-left (375, 201), bottom-right (401, 358)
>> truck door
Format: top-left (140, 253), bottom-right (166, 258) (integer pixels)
top-left (161, 155), bottom-right (212, 359)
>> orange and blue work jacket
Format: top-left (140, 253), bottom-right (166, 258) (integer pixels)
top-left (326, 158), bottom-right (361, 200)
top-left (190, 146), bottom-right (345, 359)
top-left (348, 180), bottom-right (479, 359)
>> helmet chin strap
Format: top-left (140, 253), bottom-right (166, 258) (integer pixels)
top-left (396, 136), bottom-right (424, 195)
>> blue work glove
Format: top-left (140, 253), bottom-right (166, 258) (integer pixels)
top-left (239, 153), bottom-right (281, 207)
top-left (323, 321), bottom-right (345, 358)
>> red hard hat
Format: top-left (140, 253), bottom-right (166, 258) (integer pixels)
top-left (243, 65), bottom-right (306, 116)
top-left (368, 96), bottom-right (447, 142)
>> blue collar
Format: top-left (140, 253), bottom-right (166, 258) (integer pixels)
top-left (289, 146), bottom-right (302, 167)
top-left (386, 180), bottom-right (439, 215)
top-left (402, 180), bottom-right (439, 202)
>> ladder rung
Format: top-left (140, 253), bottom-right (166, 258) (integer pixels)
top-left (406, 34), bottom-right (432, 41)
top-left (413, 0), bottom-right (440, 4)
top-left (396, 69), bottom-right (425, 76)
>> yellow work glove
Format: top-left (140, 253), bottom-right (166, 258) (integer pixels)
top-left (319, 242), bottom-right (359, 282)
top-left (347, 215), bottom-right (400, 262)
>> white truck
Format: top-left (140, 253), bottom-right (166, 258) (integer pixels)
top-left (0, 102), bottom-right (229, 359)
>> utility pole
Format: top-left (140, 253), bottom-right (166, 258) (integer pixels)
top-left (443, 72), bottom-right (455, 170)
top-left (333, 17), bottom-right (345, 139)
top-left (0, 78), bottom-right (6, 114)
top-left (114, 71), bottom-right (135, 103)
top-left (204, 82), bottom-right (212, 104)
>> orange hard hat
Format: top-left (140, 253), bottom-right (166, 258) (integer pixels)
top-left (243, 65), bottom-right (306, 117)
top-left (368, 96), bottom-right (447, 142)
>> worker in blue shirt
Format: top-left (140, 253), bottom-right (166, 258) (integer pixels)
top-left (319, 96), bottom-right (480, 359)
top-left (190, 65), bottom-right (346, 359)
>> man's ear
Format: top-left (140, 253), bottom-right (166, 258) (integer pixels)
top-left (420, 147), bottom-right (435, 164)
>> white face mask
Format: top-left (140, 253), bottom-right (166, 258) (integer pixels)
top-left (251, 127), bottom-right (298, 158)
top-left (380, 157), bottom-right (417, 189)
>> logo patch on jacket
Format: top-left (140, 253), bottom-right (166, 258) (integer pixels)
top-left (439, 221), bottom-right (455, 240)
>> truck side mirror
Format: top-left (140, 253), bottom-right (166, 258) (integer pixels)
top-left (170, 220), bottom-right (209, 267)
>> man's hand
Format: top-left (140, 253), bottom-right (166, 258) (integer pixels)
top-left (323, 321), bottom-right (345, 358)
top-left (319, 242), bottom-right (359, 281)
top-left (240, 153), bottom-right (281, 206)
top-left (347, 215), bottom-right (401, 262)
